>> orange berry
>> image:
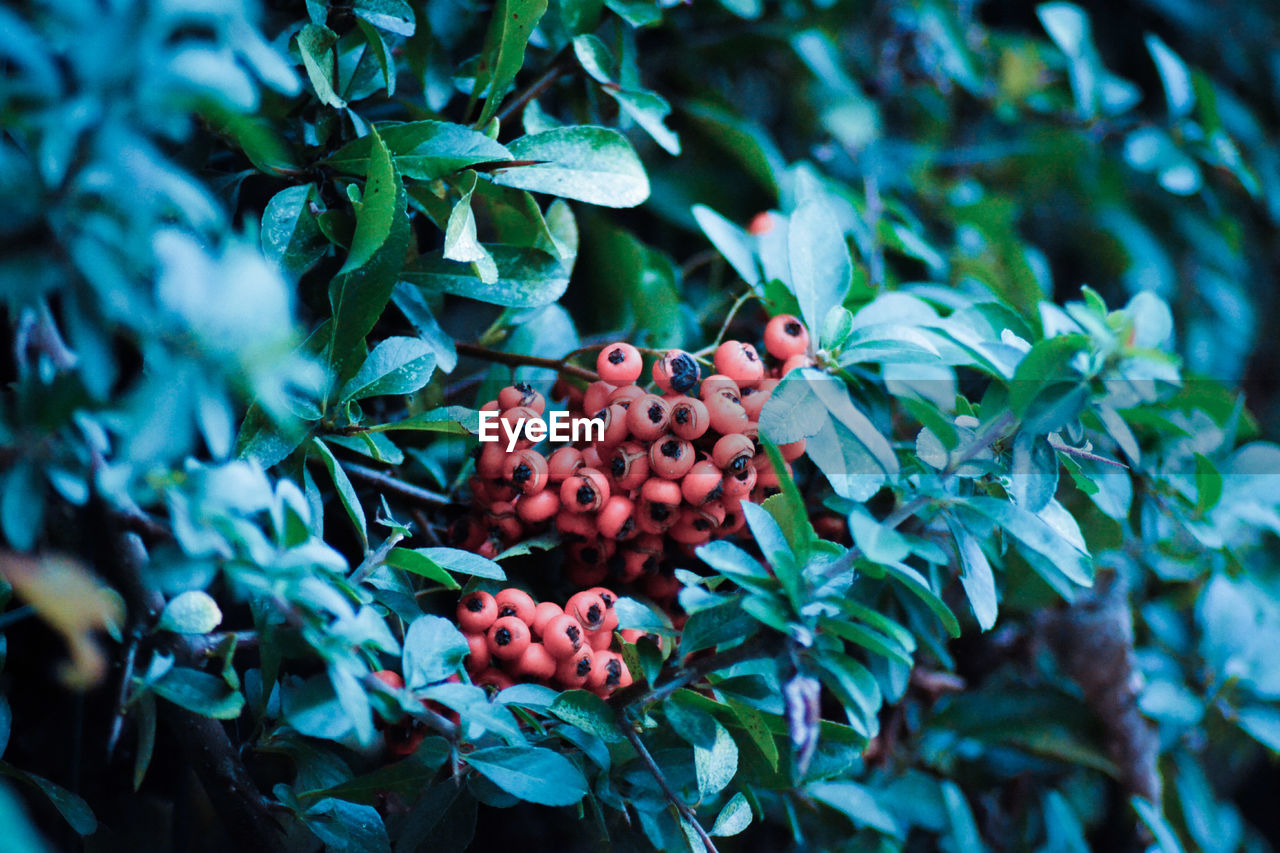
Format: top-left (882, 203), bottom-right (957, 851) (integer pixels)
top-left (457, 591), bottom-right (498, 634)
top-left (764, 314), bottom-right (810, 360)
top-left (494, 588), bottom-right (536, 625)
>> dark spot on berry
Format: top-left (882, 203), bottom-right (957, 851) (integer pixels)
top-left (605, 659), bottom-right (622, 686)
top-left (515, 382), bottom-right (532, 393)
top-left (576, 658), bottom-right (592, 676)
top-left (511, 462), bottom-right (531, 484)
top-left (708, 483), bottom-right (722, 501)
top-left (785, 321), bottom-right (803, 336)
top-left (650, 504), bottom-right (670, 521)
top-left (647, 403), bottom-right (663, 423)
top-left (729, 456), bottom-right (748, 473)
top-left (674, 407), bottom-right (689, 424)
top-left (693, 518), bottom-right (711, 531)
top-left (566, 625), bottom-right (580, 644)
top-left (581, 547), bottom-right (600, 564)
top-left (466, 596), bottom-right (484, 612)
top-left (618, 518), bottom-right (634, 538)
top-left (661, 440), bottom-right (681, 458)
top-left (599, 592), bottom-right (615, 607)
top-left (495, 627), bottom-right (511, 645)
top-left (499, 605), bottom-right (517, 617)
top-left (611, 455), bottom-right (626, 477)
top-left (585, 604), bottom-right (602, 624)
top-left (608, 347), bottom-right (627, 365)
top-left (643, 556), bottom-right (658, 572)
top-left (745, 347), bottom-right (758, 362)
top-left (669, 354), bottom-right (700, 393)
top-left (735, 468), bottom-right (752, 481)
top-left (577, 484), bottom-right (596, 505)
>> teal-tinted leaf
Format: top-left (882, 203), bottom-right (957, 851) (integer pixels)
top-left (604, 0), bottom-right (661, 27)
top-left (819, 617), bottom-right (913, 667)
top-left (0, 762), bottom-right (97, 836)
top-left (414, 547), bottom-right (505, 579)
top-left (549, 690), bottom-right (625, 742)
top-left (711, 791), bottom-right (752, 836)
top-left (133, 693), bottom-right (156, 791)
top-left (947, 518), bottom-right (997, 631)
top-left (339, 337), bottom-right (436, 402)
top-left (463, 746), bottom-right (587, 806)
top-left (327, 129), bottom-right (410, 385)
top-left (1009, 334), bottom-right (1089, 418)
top-left (678, 598), bottom-right (759, 658)
top-left (330, 663), bottom-right (375, 746)
top-left (966, 497), bottom-right (1092, 588)
top-left (303, 746), bottom-right (449, 805)
top-left (881, 561), bottom-right (961, 638)
top-left (355, 19), bottom-right (395, 96)
top-left (691, 205), bottom-right (759, 288)
top-left (848, 508), bottom-right (910, 564)
top-left (695, 540), bottom-right (770, 582)
top-left (491, 127), bottom-right (649, 207)
top-left (941, 781), bottom-right (984, 853)
top-left (694, 720), bottom-right (738, 797)
top-left (475, 0), bottom-right (549, 126)
top-left (607, 87), bottom-right (681, 155)
top-left (310, 439), bottom-right (367, 549)
top-left (261, 185), bottom-right (328, 279)
top-left (817, 651), bottom-right (882, 738)
top-left (304, 797), bottom-right (391, 853)
top-left (2, 463), bottom-right (43, 552)
top-left (1145, 34), bottom-right (1193, 118)
top-left (158, 590), bottom-right (223, 634)
top-left (383, 548), bottom-right (461, 589)
top-left (1236, 705), bottom-right (1280, 754)
top-left (152, 668), bottom-right (245, 719)
top-left (402, 615), bottom-right (469, 688)
top-left (1042, 790), bottom-right (1090, 853)
top-left (404, 244), bottom-right (570, 308)
top-left (1010, 431), bottom-right (1059, 512)
top-left (1193, 452), bottom-right (1222, 514)
top-left (390, 283), bottom-right (458, 373)
top-left (354, 0), bottom-right (415, 35)
top-left (788, 200), bottom-right (852, 339)
top-left (807, 781), bottom-right (899, 835)
top-left (1132, 797), bottom-right (1186, 853)
top-left (327, 122), bottom-right (512, 181)
top-left (296, 24), bottom-right (345, 107)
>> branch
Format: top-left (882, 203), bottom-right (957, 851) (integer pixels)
top-left (342, 461), bottom-right (453, 508)
top-left (622, 724), bottom-right (719, 853)
top-left (495, 52), bottom-right (573, 126)
top-left (455, 342), bottom-right (599, 382)
top-left (350, 530), bottom-right (406, 585)
top-left (614, 635), bottom-right (779, 711)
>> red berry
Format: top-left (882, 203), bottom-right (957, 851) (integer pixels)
top-left (669, 396), bottom-right (710, 441)
top-left (764, 314), bottom-right (810, 360)
top-left (547, 447), bottom-right (584, 482)
top-left (648, 435), bottom-right (695, 480)
top-left (597, 495), bottom-right (637, 540)
top-left (514, 642), bottom-right (558, 681)
top-left (608, 441), bottom-right (650, 491)
top-left (494, 588), bottom-right (536, 625)
top-left (652, 350), bottom-right (701, 395)
top-left (516, 488), bottom-right (560, 523)
top-left (465, 633), bottom-right (491, 672)
top-left (597, 343), bottom-right (644, 384)
top-left (681, 460), bottom-right (723, 506)
top-left (544, 614), bottom-right (586, 659)
top-left (457, 591), bottom-right (498, 634)
top-left (566, 590), bottom-right (608, 631)
top-left (555, 648), bottom-right (595, 688)
top-left (714, 341), bottom-right (765, 388)
top-left (502, 449), bottom-right (548, 495)
top-left (486, 616), bottom-right (531, 661)
top-left (498, 383), bottom-right (546, 415)
top-left (561, 469), bottom-right (610, 513)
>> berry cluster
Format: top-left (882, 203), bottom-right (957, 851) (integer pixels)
top-left (457, 586), bottom-right (636, 697)
top-left (456, 314), bottom-right (813, 600)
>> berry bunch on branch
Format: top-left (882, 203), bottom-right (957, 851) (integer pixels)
top-left (455, 315), bottom-right (814, 604)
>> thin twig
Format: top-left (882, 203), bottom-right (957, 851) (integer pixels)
top-left (622, 725), bottom-right (719, 853)
top-left (883, 410), bottom-right (1017, 529)
top-left (107, 632), bottom-right (142, 760)
top-left (864, 174), bottom-right (885, 292)
top-left (1047, 437), bottom-right (1129, 468)
top-left (616, 636), bottom-right (775, 711)
top-left (350, 530), bottom-right (406, 585)
top-left (343, 461), bottom-right (454, 507)
top-left (495, 52), bottom-right (573, 127)
top-left (456, 342), bottom-right (599, 382)
top-left (362, 674), bottom-right (460, 741)
top-left (694, 290), bottom-right (756, 356)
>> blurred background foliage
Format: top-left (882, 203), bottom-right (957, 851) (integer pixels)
top-left (2, 0), bottom-right (1280, 850)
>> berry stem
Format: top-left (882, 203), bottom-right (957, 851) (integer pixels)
top-left (694, 289), bottom-right (757, 356)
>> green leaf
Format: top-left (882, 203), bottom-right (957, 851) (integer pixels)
top-left (725, 696), bottom-right (779, 771)
top-left (412, 547), bottom-right (505, 579)
top-left (807, 781), bottom-right (899, 835)
top-left (327, 122), bottom-right (513, 182)
top-left (710, 791), bottom-right (752, 836)
top-left (353, 0), bottom-right (415, 35)
top-left (678, 598), bottom-right (759, 658)
top-left (327, 128), bottom-right (410, 385)
top-left (310, 438), bottom-right (367, 550)
top-left (133, 692), bottom-right (156, 791)
top-left (818, 617), bottom-right (913, 668)
top-left (158, 590), bottom-right (223, 634)
top-left (463, 746), bottom-right (587, 806)
top-left (694, 719), bottom-right (739, 798)
top-left (1132, 797), bottom-right (1187, 853)
top-left (402, 615), bottom-right (469, 688)
top-left (947, 518), bottom-right (997, 631)
top-left (404, 244), bottom-right (570, 308)
top-left (816, 651), bottom-right (882, 738)
top-left (261, 184), bottom-right (328, 279)
top-left (370, 406), bottom-right (480, 435)
top-left (881, 561), bottom-right (961, 638)
top-left (303, 746), bottom-right (449, 805)
top-left (1193, 452), bottom-right (1222, 514)
top-left (490, 127), bottom-right (649, 207)
top-left (1236, 705), bottom-right (1280, 754)
top-left (383, 548), bottom-right (460, 589)
top-left (442, 171), bottom-right (498, 282)
top-left (848, 508), bottom-right (910, 564)
top-left (339, 336), bottom-right (436, 402)
top-left (1042, 790), bottom-right (1090, 853)
top-left (1009, 334), bottom-right (1089, 418)
top-left (788, 199), bottom-right (852, 340)
top-left (296, 24), bottom-right (345, 108)
top-left (151, 667), bottom-right (245, 719)
top-left (695, 540), bottom-right (770, 583)
top-left (303, 797), bottom-right (391, 853)
top-left (474, 0), bottom-right (549, 127)
top-left (549, 690), bottom-right (625, 743)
